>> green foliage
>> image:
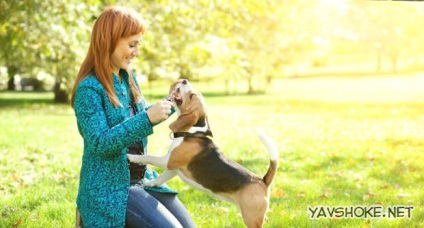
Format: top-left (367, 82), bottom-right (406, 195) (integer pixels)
top-left (2, 1), bottom-right (424, 97)
top-left (134, 0), bottom-right (304, 93)
top-left (0, 0), bottom-right (101, 97)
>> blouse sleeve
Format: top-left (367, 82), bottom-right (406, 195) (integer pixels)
top-left (74, 83), bottom-right (153, 159)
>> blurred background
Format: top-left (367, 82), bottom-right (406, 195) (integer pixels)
top-left (1, 0), bottom-right (424, 102)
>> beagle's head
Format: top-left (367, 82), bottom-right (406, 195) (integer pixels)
top-left (168, 79), bottom-right (211, 134)
top-left (168, 79), bottom-right (199, 109)
top-left (168, 79), bottom-right (189, 107)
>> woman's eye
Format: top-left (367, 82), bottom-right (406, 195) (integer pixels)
top-left (130, 43), bottom-right (141, 48)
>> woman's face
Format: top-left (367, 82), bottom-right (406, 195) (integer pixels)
top-left (110, 33), bottom-right (142, 75)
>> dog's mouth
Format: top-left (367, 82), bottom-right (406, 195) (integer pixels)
top-left (167, 85), bottom-right (183, 106)
top-left (169, 79), bottom-right (192, 106)
top-left (173, 87), bottom-right (183, 106)
top-left (174, 96), bottom-right (183, 106)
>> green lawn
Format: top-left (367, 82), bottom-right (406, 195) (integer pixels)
top-left (1, 75), bottom-right (424, 227)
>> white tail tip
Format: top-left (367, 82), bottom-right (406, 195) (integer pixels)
top-left (256, 130), bottom-right (279, 161)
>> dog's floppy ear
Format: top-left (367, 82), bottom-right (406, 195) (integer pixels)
top-left (169, 111), bottom-right (198, 132)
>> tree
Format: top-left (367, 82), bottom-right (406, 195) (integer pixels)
top-left (0, 0), bottom-right (100, 102)
top-left (0, 1), bottom-right (40, 90)
top-left (133, 0), bottom-right (300, 94)
top-left (1, 0), bottom-right (313, 97)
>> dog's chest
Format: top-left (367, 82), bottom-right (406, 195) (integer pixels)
top-left (168, 137), bottom-right (183, 152)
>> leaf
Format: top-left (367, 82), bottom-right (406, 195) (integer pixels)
top-left (362, 194), bottom-right (370, 201)
top-left (361, 224), bottom-right (371, 228)
top-left (271, 189), bottom-right (285, 198)
top-left (397, 193), bottom-right (411, 198)
top-left (380, 184), bottom-right (389, 189)
top-left (12, 219), bottom-right (22, 228)
top-left (353, 173), bottom-right (363, 182)
top-left (10, 174), bottom-right (21, 182)
top-left (367, 191), bottom-right (377, 197)
top-left (216, 207), bottom-right (229, 214)
top-left (363, 190), bottom-right (377, 201)
top-left (319, 192), bottom-right (329, 199)
top-left (296, 193), bottom-right (305, 198)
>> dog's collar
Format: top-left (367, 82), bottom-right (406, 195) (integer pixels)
top-left (171, 131), bottom-right (213, 139)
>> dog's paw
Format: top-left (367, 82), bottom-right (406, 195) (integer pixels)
top-left (127, 154), bottom-right (145, 164)
top-left (143, 180), bottom-right (159, 187)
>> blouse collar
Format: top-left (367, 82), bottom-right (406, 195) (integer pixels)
top-left (112, 69), bottom-right (130, 84)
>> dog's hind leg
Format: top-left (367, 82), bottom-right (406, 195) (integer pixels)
top-left (239, 200), bottom-right (267, 228)
top-left (238, 186), bottom-right (269, 228)
top-left (144, 170), bottom-right (177, 187)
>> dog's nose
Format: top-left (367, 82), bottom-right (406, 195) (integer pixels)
top-left (182, 79), bottom-right (187, 85)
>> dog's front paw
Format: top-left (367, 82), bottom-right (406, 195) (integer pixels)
top-left (127, 154), bottom-right (145, 164)
top-left (144, 180), bottom-right (159, 187)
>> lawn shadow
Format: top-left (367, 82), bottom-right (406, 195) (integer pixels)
top-left (0, 91), bottom-right (56, 109)
top-left (0, 98), bottom-right (54, 108)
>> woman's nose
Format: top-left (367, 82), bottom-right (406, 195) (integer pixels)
top-left (132, 48), bottom-right (140, 57)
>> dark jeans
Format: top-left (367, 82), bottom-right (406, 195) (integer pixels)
top-left (126, 185), bottom-right (196, 228)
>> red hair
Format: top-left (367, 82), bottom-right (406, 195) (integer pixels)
top-left (71, 6), bottom-right (146, 108)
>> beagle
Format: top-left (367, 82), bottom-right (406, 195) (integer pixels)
top-left (128, 79), bottom-right (278, 228)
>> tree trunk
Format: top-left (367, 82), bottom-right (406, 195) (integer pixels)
top-left (391, 55), bottom-right (398, 73)
top-left (225, 79), bottom-right (229, 96)
top-left (247, 77), bottom-right (253, 94)
top-left (53, 80), bottom-right (69, 103)
top-left (376, 53), bottom-right (381, 72)
top-left (7, 65), bottom-right (18, 91)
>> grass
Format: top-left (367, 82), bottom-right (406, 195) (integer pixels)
top-left (1, 74), bottom-right (424, 227)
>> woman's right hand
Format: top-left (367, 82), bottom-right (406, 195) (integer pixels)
top-left (146, 101), bottom-right (173, 124)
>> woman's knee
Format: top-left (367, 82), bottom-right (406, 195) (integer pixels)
top-left (126, 186), bottom-right (183, 228)
top-left (146, 190), bottom-right (195, 228)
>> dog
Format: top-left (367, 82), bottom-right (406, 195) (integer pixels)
top-left (128, 79), bottom-right (278, 228)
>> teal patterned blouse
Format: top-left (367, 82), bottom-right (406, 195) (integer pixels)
top-left (73, 69), bottom-right (176, 227)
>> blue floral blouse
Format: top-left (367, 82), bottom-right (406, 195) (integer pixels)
top-left (73, 70), bottom-right (176, 227)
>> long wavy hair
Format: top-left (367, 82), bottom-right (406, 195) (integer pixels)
top-left (70, 6), bottom-right (145, 108)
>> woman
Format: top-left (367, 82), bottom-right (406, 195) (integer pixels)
top-left (70, 6), bottom-right (195, 227)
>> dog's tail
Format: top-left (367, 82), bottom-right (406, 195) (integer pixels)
top-left (257, 130), bottom-right (279, 187)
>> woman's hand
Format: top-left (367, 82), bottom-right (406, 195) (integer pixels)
top-left (146, 100), bottom-right (173, 124)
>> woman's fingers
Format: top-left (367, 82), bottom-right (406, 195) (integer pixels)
top-left (146, 101), bottom-right (173, 124)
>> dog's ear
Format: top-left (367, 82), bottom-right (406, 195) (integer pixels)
top-left (169, 111), bottom-right (198, 132)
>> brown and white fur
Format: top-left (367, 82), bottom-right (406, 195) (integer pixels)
top-left (127, 79), bottom-right (278, 228)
